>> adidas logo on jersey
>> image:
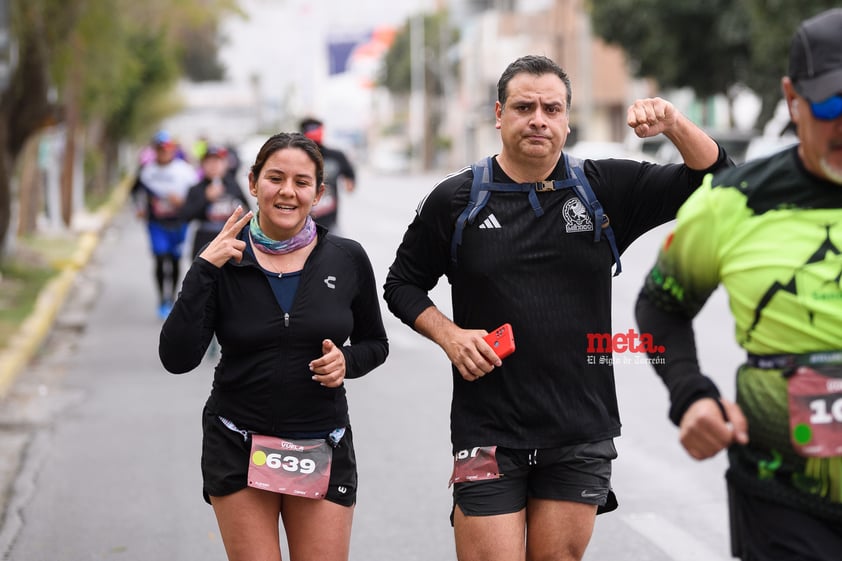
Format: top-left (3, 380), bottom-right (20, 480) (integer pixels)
top-left (478, 213), bottom-right (502, 229)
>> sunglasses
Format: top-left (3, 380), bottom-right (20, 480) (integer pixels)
top-left (808, 94), bottom-right (842, 121)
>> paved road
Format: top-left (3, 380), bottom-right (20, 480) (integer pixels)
top-left (0, 166), bottom-right (744, 560)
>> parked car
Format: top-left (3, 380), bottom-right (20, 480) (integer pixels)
top-left (709, 130), bottom-right (754, 164)
top-left (636, 129), bottom-right (756, 164)
top-left (745, 130), bottom-right (798, 162)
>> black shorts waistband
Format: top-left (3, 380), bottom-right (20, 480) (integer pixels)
top-left (746, 350), bottom-right (842, 370)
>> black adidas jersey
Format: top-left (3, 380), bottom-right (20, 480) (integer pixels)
top-left (384, 149), bottom-right (731, 451)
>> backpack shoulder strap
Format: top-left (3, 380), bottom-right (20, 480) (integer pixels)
top-left (451, 156), bottom-right (494, 264)
top-left (450, 157), bottom-right (545, 264)
top-left (565, 154), bottom-right (622, 276)
top-left (450, 154), bottom-right (623, 276)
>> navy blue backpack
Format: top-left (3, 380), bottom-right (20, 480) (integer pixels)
top-left (450, 153), bottom-right (622, 275)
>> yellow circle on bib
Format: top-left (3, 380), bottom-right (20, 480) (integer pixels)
top-left (252, 450), bottom-right (267, 466)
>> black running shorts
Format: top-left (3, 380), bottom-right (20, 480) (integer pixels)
top-left (200, 408), bottom-right (357, 507)
top-left (729, 485), bottom-right (842, 561)
top-left (451, 439), bottom-right (618, 523)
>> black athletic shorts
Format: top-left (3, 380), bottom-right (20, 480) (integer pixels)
top-left (729, 484), bottom-right (842, 561)
top-left (200, 407), bottom-right (357, 507)
top-left (451, 439), bottom-right (618, 523)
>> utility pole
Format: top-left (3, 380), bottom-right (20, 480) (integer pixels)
top-left (0, 0), bottom-right (11, 91)
top-left (409, 13), bottom-right (426, 172)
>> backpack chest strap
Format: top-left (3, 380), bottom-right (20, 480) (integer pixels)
top-left (450, 155), bottom-right (622, 276)
top-left (474, 181), bottom-right (552, 219)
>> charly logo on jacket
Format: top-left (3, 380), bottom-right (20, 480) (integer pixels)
top-left (562, 197), bottom-right (594, 233)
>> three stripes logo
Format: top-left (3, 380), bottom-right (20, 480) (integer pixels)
top-left (478, 213), bottom-right (502, 229)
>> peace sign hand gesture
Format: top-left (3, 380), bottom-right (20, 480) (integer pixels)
top-left (199, 206), bottom-right (254, 268)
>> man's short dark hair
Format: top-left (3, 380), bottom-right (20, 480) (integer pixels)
top-left (497, 55), bottom-right (572, 110)
top-left (299, 117), bottom-right (323, 134)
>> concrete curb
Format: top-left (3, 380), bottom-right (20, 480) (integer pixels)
top-left (0, 177), bottom-right (132, 398)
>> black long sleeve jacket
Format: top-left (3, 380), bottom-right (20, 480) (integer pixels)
top-left (160, 226), bottom-right (389, 435)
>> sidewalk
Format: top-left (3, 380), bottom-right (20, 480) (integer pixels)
top-left (0, 179), bottom-right (131, 557)
top-left (0, 178), bottom-right (131, 399)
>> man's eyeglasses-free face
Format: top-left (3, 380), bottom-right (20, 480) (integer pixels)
top-left (808, 94), bottom-right (842, 121)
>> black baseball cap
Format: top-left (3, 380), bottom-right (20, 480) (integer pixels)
top-left (299, 117), bottom-right (323, 134)
top-left (788, 8), bottom-right (842, 102)
top-left (203, 145), bottom-right (228, 160)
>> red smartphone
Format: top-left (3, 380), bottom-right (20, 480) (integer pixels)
top-left (483, 323), bottom-right (516, 359)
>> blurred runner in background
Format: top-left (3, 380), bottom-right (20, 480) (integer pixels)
top-left (299, 117), bottom-right (356, 234)
top-left (131, 130), bottom-right (198, 319)
top-left (181, 145), bottom-right (249, 259)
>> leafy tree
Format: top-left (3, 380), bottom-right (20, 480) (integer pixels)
top-left (589, 0), bottom-right (750, 127)
top-left (0, 1), bottom-right (60, 250)
top-left (588, 0), bottom-right (838, 129)
top-left (178, 22), bottom-right (229, 82)
top-left (378, 10), bottom-right (458, 169)
top-left (740, 0), bottom-right (839, 129)
top-left (0, 0), bottom-right (241, 256)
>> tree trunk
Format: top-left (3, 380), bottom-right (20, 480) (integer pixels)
top-left (16, 133), bottom-right (42, 236)
top-left (0, 128), bottom-right (10, 257)
top-left (61, 38), bottom-right (84, 228)
top-left (60, 120), bottom-right (77, 226)
top-left (0, 25), bottom-right (57, 259)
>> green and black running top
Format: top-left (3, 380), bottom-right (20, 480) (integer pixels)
top-left (637, 145), bottom-right (842, 520)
